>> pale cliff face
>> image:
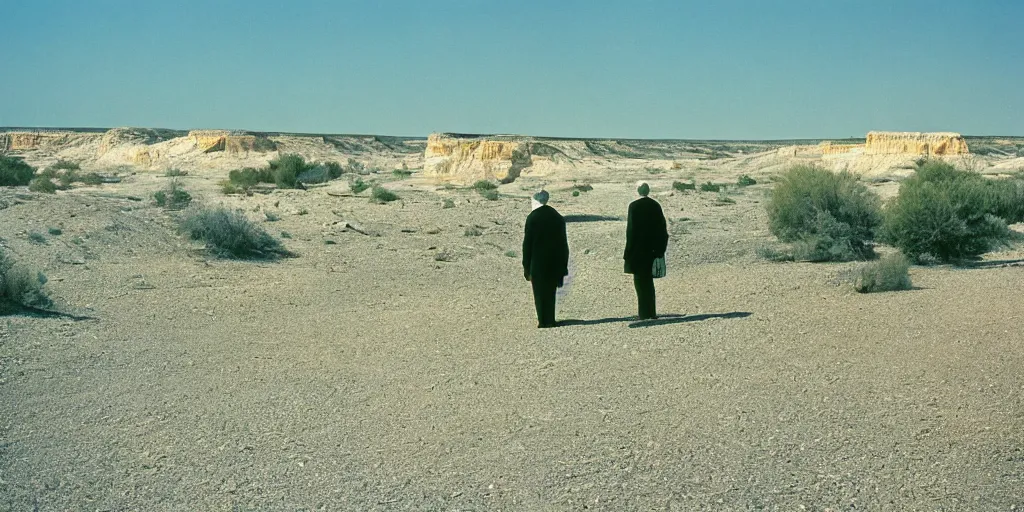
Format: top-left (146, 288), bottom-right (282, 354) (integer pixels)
top-left (423, 133), bottom-right (532, 184)
top-left (865, 132), bottom-right (969, 156)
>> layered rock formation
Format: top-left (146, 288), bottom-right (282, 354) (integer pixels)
top-left (820, 142), bottom-right (861, 155)
top-left (1, 131), bottom-right (79, 151)
top-left (188, 130), bottom-right (231, 153)
top-left (423, 133), bottom-right (533, 183)
top-left (865, 132), bottom-right (969, 156)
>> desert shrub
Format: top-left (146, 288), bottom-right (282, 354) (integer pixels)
top-left (715, 191), bottom-right (735, 204)
top-left (434, 250), bottom-right (454, 262)
top-left (370, 185), bottom-right (399, 203)
top-left (325, 161), bottom-right (343, 179)
top-left (572, 190), bottom-right (580, 197)
top-left (670, 161), bottom-right (682, 170)
top-left (48, 227), bottom-right (62, 236)
top-left (767, 165), bottom-right (882, 261)
top-left (473, 180), bottom-right (498, 191)
top-left (79, 172), bottom-right (104, 186)
top-left (0, 156), bottom-right (35, 186)
top-left (264, 211), bottom-right (280, 222)
top-left (480, 188), bottom-right (499, 201)
top-left (28, 232), bottom-right (47, 244)
top-left (228, 167), bottom-right (274, 190)
top-left (28, 177), bottom-right (57, 194)
top-left (48, 159), bottom-right (80, 172)
top-left (504, 250), bottom-right (517, 258)
top-left (573, 183), bottom-right (593, 193)
top-left (442, 198), bottom-right (456, 209)
top-left (673, 180), bottom-right (696, 192)
top-left (181, 207), bottom-right (290, 259)
top-left (464, 226), bottom-right (483, 236)
top-left (881, 160), bottom-right (1020, 262)
top-left (280, 231), bottom-right (292, 239)
top-left (854, 253), bottom-right (912, 293)
top-left (268, 153), bottom-right (309, 189)
top-left (392, 169), bottom-right (413, 178)
top-left (699, 181), bottom-right (721, 192)
top-left (0, 249), bottom-right (52, 312)
top-left (349, 177), bottom-right (370, 194)
top-left (153, 180), bottom-right (192, 209)
top-left (220, 180), bottom-right (246, 195)
top-left (737, 175), bottom-right (757, 187)
top-left (297, 165), bottom-right (332, 185)
top-left (164, 168), bottom-right (187, 177)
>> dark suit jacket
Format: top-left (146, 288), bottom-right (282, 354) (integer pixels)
top-left (624, 196), bottom-right (668, 276)
top-left (523, 205), bottom-right (569, 284)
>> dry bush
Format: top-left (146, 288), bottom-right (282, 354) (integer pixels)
top-left (854, 253), bottom-right (912, 293)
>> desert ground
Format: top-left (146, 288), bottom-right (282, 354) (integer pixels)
top-left (2, 134), bottom-right (1024, 510)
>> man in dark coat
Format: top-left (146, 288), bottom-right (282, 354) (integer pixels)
top-left (624, 182), bottom-right (668, 320)
top-left (523, 190), bottom-right (569, 328)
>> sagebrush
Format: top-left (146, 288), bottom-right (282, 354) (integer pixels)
top-left (181, 207), bottom-right (291, 259)
top-left (854, 253), bottom-right (912, 293)
top-left (767, 165), bottom-right (882, 261)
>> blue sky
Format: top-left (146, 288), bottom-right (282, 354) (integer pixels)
top-left (1, 0), bottom-right (1021, 139)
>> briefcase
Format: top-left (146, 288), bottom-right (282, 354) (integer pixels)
top-left (652, 256), bottom-right (666, 279)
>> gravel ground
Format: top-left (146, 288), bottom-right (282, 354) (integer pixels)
top-left (1, 172), bottom-right (1022, 511)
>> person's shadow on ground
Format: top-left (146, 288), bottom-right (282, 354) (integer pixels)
top-left (558, 312), bottom-right (750, 328)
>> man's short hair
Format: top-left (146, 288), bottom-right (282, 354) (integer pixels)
top-left (533, 190), bottom-right (550, 204)
top-left (636, 182), bottom-right (650, 197)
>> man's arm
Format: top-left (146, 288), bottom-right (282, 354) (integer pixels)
top-left (656, 202), bottom-right (669, 256)
top-left (559, 217), bottom-right (569, 275)
top-left (624, 201), bottom-right (635, 259)
top-left (522, 215), bottom-right (533, 280)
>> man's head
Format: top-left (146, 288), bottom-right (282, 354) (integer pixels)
top-left (533, 189), bottom-right (550, 205)
top-left (636, 182), bottom-right (650, 197)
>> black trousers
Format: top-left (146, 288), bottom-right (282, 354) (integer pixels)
top-left (633, 273), bottom-right (657, 319)
top-left (531, 279), bottom-right (558, 327)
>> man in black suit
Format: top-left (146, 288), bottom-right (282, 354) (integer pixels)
top-left (624, 182), bottom-right (668, 320)
top-left (523, 190), bottom-right (569, 328)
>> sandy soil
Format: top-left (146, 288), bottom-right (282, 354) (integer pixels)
top-left (1, 166), bottom-right (1022, 511)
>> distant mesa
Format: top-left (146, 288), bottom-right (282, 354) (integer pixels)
top-left (819, 131), bottom-right (970, 156)
top-left (423, 133), bottom-right (533, 184)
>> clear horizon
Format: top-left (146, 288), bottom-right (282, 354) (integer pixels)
top-left (2, 0), bottom-right (1021, 139)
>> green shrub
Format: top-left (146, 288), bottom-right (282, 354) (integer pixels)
top-left (153, 180), bottom-right (192, 209)
top-left (228, 167), bottom-right (274, 190)
top-left (370, 186), bottom-right (399, 203)
top-left (280, 231), bottom-right (292, 239)
top-left (854, 253), bottom-right (912, 293)
top-left (464, 226), bottom-right (483, 236)
top-left (767, 165), bottom-right (882, 261)
top-left (28, 232), bottom-right (47, 244)
top-left (881, 160), bottom-right (1020, 262)
top-left (699, 181), bottom-right (721, 192)
top-left (504, 250), bottom-right (517, 258)
top-left (345, 158), bottom-right (367, 175)
top-left (392, 169), bottom-right (413, 178)
top-left (572, 190), bottom-right (580, 197)
top-left (28, 177), bottom-right (57, 194)
top-left (268, 153), bottom-right (309, 189)
top-left (181, 207), bottom-right (290, 259)
top-left (672, 180), bottom-right (696, 192)
top-left (442, 198), bottom-right (456, 209)
top-left (164, 168), bottom-right (187, 177)
top-left (0, 249), bottom-right (52, 312)
top-left (79, 173), bottom-right (104, 186)
top-left (737, 175), bottom-right (757, 187)
top-left (572, 183), bottom-right (593, 193)
top-left (48, 227), bottom-right (62, 236)
top-left (715, 191), bottom-right (735, 204)
top-left (252, 136), bottom-right (277, 152)
top-left (48, 159), bottom-right (80, 172)
top-left (473, 180), bottom-right (498, 191)
top-left (264, 211), bottom-right (280, 222)
top-left (325, 161), bottom-right (343, 179)
top-left (297, 165), bottom-right (332, 185)
top-left (349, 177), bottom-right (370, 194)
top-left (220, 180), bottom-right (247, 195)
top-left (0, 156), bottom-right (35, 186)
top-left (480, 188), bottom-right (499, 201)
